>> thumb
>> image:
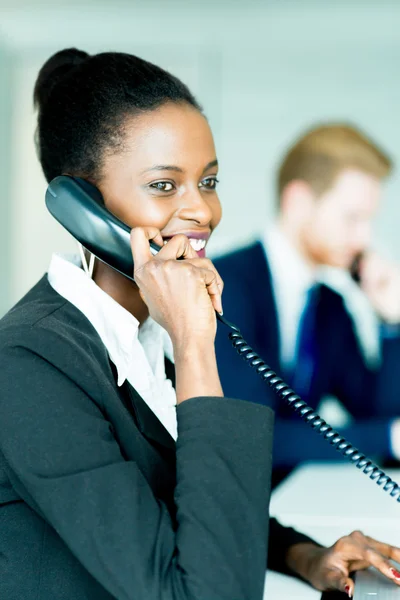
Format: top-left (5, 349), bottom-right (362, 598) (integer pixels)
top-left (130, 227), bottom-right (164, 272)
top-left (322, 567), bottom-right (353, 597)
top-left (336, 575), bottom-right (353, 598)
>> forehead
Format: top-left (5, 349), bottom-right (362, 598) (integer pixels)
top-left (323, 168), bottom-right (382, 212)
top-left (122, 102), bottom-right (216, 169)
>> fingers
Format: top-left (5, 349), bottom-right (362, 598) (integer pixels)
top-left (322, 532), bottom-right (400, 599)
top-left (130, 230), bottom-right (222, 313)
top-left (156, 234), bottom-right (198, 261)
top-left (133, 230), bottom-right (222, 309)
top-left (362, 253), bottom-right (398, 288)
top-left (130, 227), bottom-right (164, 273)
top-left (186, 258), bottom-right (224, 295)
top-left (198, 266), bottom-right (223, 314)
top-left (348, 532), bottom-right (400, 578)
top-left (364, 534), bottom-right (400, 562)
top-left (346, 534), bottom-right (400, 587)
top-left (192, 259), bottom-right (223, 313)
top-left (318, 567), bottom-right (353, 598)
top-left (362, 547), bottom-right (400, 585)
top-left (360, 536), bottom-right (400, 583)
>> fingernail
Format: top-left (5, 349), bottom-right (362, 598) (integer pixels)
top-left (345, 585), bottom-right (352, 598)
top-left (219, 310), bottom-right (223, 316)
top-left (390, 568), bottom-right (400, 579)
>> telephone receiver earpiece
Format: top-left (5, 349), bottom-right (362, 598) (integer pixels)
top-left (45, 175), bottom-right (161, 281)
top-left (45, 175), bottom-right (400, 504)
top-left (350, 253), bottom-right (364, 284)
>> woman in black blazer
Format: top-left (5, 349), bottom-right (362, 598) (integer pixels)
top-left (0, 48), bottom-right (399, 600)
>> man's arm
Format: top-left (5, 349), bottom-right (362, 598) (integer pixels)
top-left (329, 311), bottom-right (400, 462)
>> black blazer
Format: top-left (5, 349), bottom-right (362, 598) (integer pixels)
top-left (0, 276), bottom-right (312, 600)
top-left (214, 241), bottom-right (400, 470)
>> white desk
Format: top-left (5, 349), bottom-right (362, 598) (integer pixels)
top-left (263, 463), bottom-right (400, 599)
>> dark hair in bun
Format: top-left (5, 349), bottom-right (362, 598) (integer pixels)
top-left (34, 48), bottom-right (201, 183)
top-left (33, 48), bottom-right (89, 110)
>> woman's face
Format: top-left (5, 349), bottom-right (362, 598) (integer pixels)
top-left (97, 102), bottom-right (222, 258)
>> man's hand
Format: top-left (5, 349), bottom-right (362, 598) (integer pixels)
top-left (360, 253), bottom-right (400, 324)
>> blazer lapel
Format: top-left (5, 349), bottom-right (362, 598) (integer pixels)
top-left (109, 357), bottom-right (176, 453)
top-left (125, 382), bottom-right (176, 451)
top-left (251, 242), bottom-right (281, 374)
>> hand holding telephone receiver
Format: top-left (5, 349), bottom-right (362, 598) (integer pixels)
top-left (46, 175), bottom-right (400, 504)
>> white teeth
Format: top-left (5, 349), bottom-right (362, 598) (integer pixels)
top-left (163, 237), bottom-right (206, 251)
top-left (189, 238), bottom-right (206, 251)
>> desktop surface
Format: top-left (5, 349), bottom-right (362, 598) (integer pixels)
top-left (354, 563), bottom-right (400, 600)
top-left (270, 463), bottom-right (400, 528)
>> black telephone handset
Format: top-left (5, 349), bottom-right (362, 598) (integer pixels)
top-left (350, 253), bottom-right (363, 284)
top-left (46, 175), bottom-right (400, 503)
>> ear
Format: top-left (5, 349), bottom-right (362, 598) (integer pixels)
top-left (280, 180), bottom-right (315, 217)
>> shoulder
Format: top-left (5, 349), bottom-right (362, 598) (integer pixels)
top-left (212, 240), bottom-right (267, 276)
top-left (0, 276), bottom-right (110, 385)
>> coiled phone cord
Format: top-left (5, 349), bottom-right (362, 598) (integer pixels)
top-left (217, 313), bottom-right (400, 503)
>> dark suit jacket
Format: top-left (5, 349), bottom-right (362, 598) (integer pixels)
top-left (214, 241), bottom-right (400, 470)
top-left (0, 276), bottom-right (313, 600)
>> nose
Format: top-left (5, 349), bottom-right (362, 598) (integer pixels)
top-left (177, 188), bottom-right (214, 227)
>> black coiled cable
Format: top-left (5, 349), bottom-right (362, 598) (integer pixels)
top-left (217, 313), bottom-right (400, 503)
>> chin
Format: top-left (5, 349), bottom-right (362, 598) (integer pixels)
top-left (313, 254), bottom-right (349, 270)
top-left (327, 256), bottom-right (354, 270)
top-left (306, 241), bottom-right (352, 270)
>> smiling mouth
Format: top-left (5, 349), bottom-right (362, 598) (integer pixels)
top-left (163, 238), bottom-right (207, 252)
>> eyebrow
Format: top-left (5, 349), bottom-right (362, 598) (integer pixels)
top-left (142, 159), bottom-right (218, 175)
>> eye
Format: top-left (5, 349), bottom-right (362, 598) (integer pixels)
top-left (199, 176), bottom-right (219, 190)
top-left (150, 181), bottom-right (175, 192)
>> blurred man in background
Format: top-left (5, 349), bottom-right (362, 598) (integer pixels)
top-left (214, 124), bottom-right (400, 486)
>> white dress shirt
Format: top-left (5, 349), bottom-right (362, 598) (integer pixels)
top-left (47, 253), bottom-right (178, 440)
top-left (263, 224), bottom-right (380, 372)
top-left (263, 226), bottom-right (314, 370)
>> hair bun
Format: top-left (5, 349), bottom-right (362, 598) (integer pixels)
top-left (34, 48), bottom-right (89, 110)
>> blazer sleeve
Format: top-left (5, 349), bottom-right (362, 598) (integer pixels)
top-left (0, 327), bottom-right (274, 600)
top-left (327, 313), bottom-right (400, 460)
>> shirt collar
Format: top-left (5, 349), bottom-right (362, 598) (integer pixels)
top-left (262, 226), bottom-right (380, 367)
top-left (47, 253), bottom-right (173, 386)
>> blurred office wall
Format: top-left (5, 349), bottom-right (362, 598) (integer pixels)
top-left (0, 44), bottom-right (12, 316)
top-left (0, 0), bottom-right (400, 313)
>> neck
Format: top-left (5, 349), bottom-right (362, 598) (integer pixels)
top-left (93, 261), bottom-right (149, 325)
top-left (276, 215), bottom-right (318, 272)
